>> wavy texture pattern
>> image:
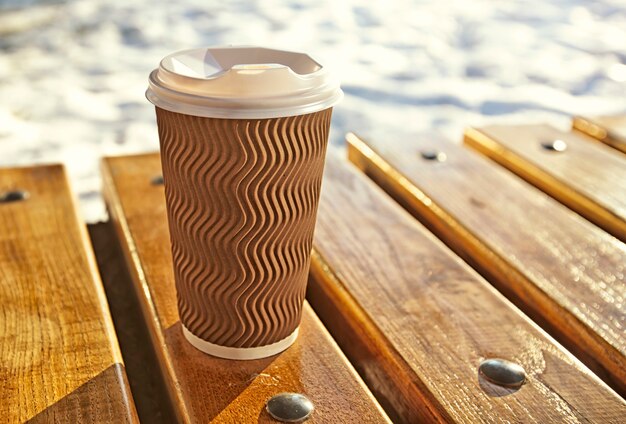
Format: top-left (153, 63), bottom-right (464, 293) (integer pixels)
top-left (155, 107), bottom-right (332, 348)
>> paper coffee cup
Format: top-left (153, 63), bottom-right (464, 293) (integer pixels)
top-left (146, 46), bottom-right (342, 360)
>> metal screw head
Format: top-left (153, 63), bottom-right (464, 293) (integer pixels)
top-left (0, 190), bottom-right (30, 203)
top-left (420, 150), bottom-right (447, 162)
top-left (479, 358), bottom-right (526, 388)
top-left (541, 139), bottom-right (567, 152)
top-left (151, 175), bottom-right (164, 185)
top-left (266, 393), bottom-right (314, 422)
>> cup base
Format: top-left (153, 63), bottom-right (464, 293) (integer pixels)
top-left (182, 325), bottom-right (299, 360)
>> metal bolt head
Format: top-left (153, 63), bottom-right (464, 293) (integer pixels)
top-left (266, 393), bottom-right (314, 422)
top-left (541, 139), bottom-right (567, 152)
top-left (151, 175), bottom-right (164, 185)
top-left (0, 190), bottom-right (29, 203)
top-left (420, 150), bottom-right (447, 162)
top-left (479, 358), bottom-right (526, 388)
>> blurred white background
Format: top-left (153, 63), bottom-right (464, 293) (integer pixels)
top-left (1, 0), bottom-right (625, 220)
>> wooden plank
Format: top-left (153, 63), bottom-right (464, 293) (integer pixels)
top-left (346, 132), bottom-right (626, 398)
top-left (573, 115), bottom-right (626, 154)
top-left (464, 124), bottom-right (626, 242)
top-left (101, 153), bottom-right (390, 424)
top-left (311, 151), bottom-right (626, 423)
top-left (0, 165), bottom-right (138, 423)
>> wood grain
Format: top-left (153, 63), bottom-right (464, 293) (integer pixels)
top-left (573, 115), bottom-right (626, 154)
top-left (464, 124), bottom-right (626, 242)
top-left (101, 153), bottom-right (390, 424)
top-left (346, 132), bottom-right (626, 398)
top-left (0, 165), bottom-right (138, 423)
top-left (311, 151), bottom-right (626, 423)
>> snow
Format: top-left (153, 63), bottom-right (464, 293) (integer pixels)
top-left (1, 0), bottom-right (625, 221)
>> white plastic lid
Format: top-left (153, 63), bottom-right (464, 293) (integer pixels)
top-left (146, 46), bottom-right (343, 119)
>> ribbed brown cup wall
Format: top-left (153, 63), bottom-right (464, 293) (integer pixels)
top-left (155, 107), bottom-right (332, 348)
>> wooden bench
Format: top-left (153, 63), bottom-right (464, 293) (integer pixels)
top-left (464, 124), bottom-right (626, 242)
top-left (310, 152), bottom-right (625, 422)
top-left (3, 134), bottom-right (625, 422)
top-left (0, 165), bottom-right (138, 422)
top-left (101, 154), bottom-right (390, 423)
top-left (347, 131), bottom-right (626, 399)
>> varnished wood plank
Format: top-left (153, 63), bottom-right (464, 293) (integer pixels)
top-left (311, 152), bottom-right (626, 423)
top-left (101, 153), bottom-right (390, 424)
top-left (573, 115), bottom-right (626, 154)
top-left (27, 364), bottom-right (133, 423)
top-left (346, 132), bottom-right (626, 398)
top-left (0, 165), bottom-right (138, 423)
top-left (464, 124), bottom-right (626, 242)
